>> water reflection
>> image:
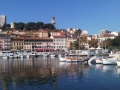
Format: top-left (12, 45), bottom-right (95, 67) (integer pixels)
top-left (0, 57), bottom-right (120, 90)
top-left (0, 57), bottom-right (59, 90)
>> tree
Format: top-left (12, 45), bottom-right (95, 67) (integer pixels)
top-left (26, 22), bottom-right (36, 30)
top-left (1, 24), bottom-right (6, 31)
top-left (44, 23), bottom-right (55, 30)
top-left (73, 41), bottom-right (79, 50)
top-left (6, 24), bottom-right (10, 28)
top-left (76, 28), bottom-right (82, 34)
top-left (36, 22), bottom-right (44, 30)
top-left (89, 39), bottom-right (98, 48)
top-left (15, 22), bottom-right (25, 30)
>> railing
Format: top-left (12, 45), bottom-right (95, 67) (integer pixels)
top-left (5, 43), bottom-right (11, 45)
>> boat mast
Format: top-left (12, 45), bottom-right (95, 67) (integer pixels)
top-left (79, 33), bottom-right (80, 50)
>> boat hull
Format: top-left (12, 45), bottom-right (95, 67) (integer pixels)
top-left (117, 61), bottom-right (120, 67)
top-left (59, 57), bottom-right (66, 62)
top-left (102, 59), bottom-right (117, 65)
top-left (66, 57), bottom-right (84, 62)
top-left (96, 58), bottom-right (103, 64)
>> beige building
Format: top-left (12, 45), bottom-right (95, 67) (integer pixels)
top-left (27, 30), bottom-right (49, 38)
top-left (66, 36), bottom-right (77, 50)
top-left (11, 37), bottom-right (24, 50)
top-left (38, 30), bottom-right (48, 38)
top-left (50, 31), bottom-right (61, 36)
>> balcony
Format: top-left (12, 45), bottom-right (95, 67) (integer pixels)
top-left (5, 46), bottom-right (12, 48)
top-left (5, 43), bottom-right (11, 45)
top-left (4, 39), bottom-right (11, 42)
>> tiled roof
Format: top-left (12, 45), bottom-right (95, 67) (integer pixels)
top-left (59, 31), bottom-right (66, 35)
top-left (52, 35), bottom-right (66, 38)
top-left (104, 34), bottom-right (116, 37)
top-left (24, 38), bottom-right (53, 41)
top-left (11, 37), bottom-right (53, 41)
top-left (11, 37), bottom-right (24, 40)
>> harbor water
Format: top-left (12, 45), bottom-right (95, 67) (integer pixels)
top-left (0, 57), bottom-right (120, 90)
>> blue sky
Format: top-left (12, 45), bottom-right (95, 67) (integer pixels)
top-left (0, 0), bottom-right (120, 35)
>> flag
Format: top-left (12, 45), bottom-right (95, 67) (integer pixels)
top-left (80, 30), bottom-right (88, 37)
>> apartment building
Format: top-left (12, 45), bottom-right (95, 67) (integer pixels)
top-left (11, 37), bottom-right (24, 50)
top-left (0, 34), bottom-right (11, 50)
top-left (50, 35), bottom-right (67, 51)
top-left (24, 37), bottom-right (54, 52)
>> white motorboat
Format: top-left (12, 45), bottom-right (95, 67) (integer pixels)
top-left (2, 56), bottom-right (8, 59)
top-left (59, 56), bottom-right (66, 62)
top-left (20, 55), bottom-right (23, 58)
top-left (8, 55), bottom-right (14, 58)
top-left (26, 55), bottom-right (29, 58)
top-left (95, 57), bottom-right (103, 64)
top-left (117, 60), bottom-right (120, 67)
top-left (102, 57), bottom-right (117, 65)
top-left (15, 54), bottom-right (21, 58)
top-left (50, 54), bottom-right (55, 58)
top-left (43, 52), bottom-right (49, 57)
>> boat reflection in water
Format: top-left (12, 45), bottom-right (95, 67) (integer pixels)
top-left (0, 57), bottom-right (90, 90)
top-left (1, 57), bottom-right (120, 90)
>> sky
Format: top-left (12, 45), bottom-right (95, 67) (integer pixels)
top-left (0, 0), bottom-right (120, 35)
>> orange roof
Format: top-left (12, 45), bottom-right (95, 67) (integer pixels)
top-left (24, 38), bottom-right (53, 41)
top-left (59, 31), bottom-right (66, 35)
top-left (39, 30), bottom-right (48, 33)
top-left (104, 34), bottom-right (116, 37)
top-left (11, 37), bottom-right (24, 40)
top-left (52, 35), bottom-right (66, 38)
top-left (19, 34), bottom-right (28, 36)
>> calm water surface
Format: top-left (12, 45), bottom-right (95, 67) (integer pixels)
top-left (0, 57), bottom-right (120, 90)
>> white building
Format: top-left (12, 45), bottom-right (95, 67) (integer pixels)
top-left (0, 15), bottom-right (6, 27)
top-left (11, 22), bottom-right (15, 29)
top-left (111, 31), bottom-right (118, 36)
top-left (67, 28), bottom-right (78, 34)
top-left (99, 30), bottom-right (111, 37)
top-left (50, 35), bottom-right (67, 51)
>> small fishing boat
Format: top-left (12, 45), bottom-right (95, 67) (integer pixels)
top-left (66, 57), bottom-right (76, 62)
top-left (66, 56), bottom-right (84, 62)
